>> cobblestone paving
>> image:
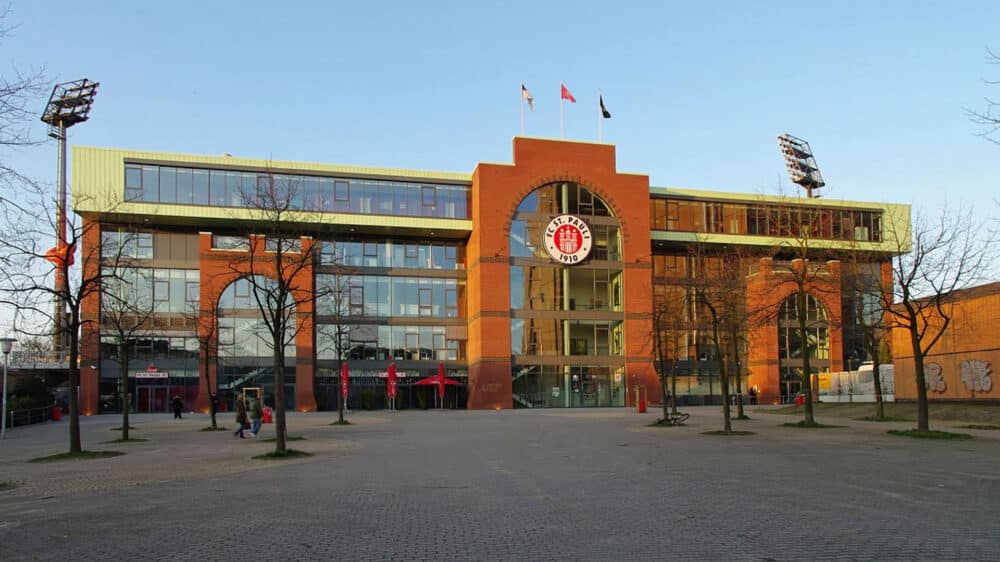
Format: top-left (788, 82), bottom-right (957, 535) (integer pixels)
top-left (1, 407), bottom-right (998, 561)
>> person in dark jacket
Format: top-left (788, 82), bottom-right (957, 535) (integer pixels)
top-left (247, 396), bottom-right (263, 438)
top-left (172, 395), bottom-right (183, 419)
top-left (233, 397), bottom-right (248, 438)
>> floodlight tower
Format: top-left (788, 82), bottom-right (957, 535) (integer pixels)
top-left (777, 133), bottom-right (825, 198)
top-left (40, 79), bottom-right (99, 360)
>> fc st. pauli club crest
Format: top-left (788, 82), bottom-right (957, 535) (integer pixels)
top-left (543, 214), bottom-right (593, 264)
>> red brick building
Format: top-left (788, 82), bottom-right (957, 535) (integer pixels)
top-left (72, 138), bottom-right (909, 413)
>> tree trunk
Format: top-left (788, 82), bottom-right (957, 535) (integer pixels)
top-left (273, 348), bottom-right (287, 453)
top-left (120, 344), bottom-right (130, 441)
top-left (910, 327), bottom-right (930, 432)
top-left (337, 358), bottom-right (345, 423)
top-left (670, 361), bottom-right (678, 415)
top-left (68, 327), bottom-right (81, 454)
top-left (870, 347), bottom-right (885, 420)
top-left (797, 292), bottom-right (815, 424)
top-left (204, 349), bottom-right (217, 429)
top-left (712, 322), bottom-right (731, 433)
top-left (731, 327), bottom-right (745, 419)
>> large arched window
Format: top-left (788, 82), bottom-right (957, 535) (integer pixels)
top-left (777, 293), bottom-right (830, 403)
top-left (217, 275), bottom-right (295, 359)
top-left (508, 181), bottom-right (626, 408)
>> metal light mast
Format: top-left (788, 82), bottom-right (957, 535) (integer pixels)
top-left (40, 79), bottom-right (99, 360)
top-left (777, 133), bottom-right (825, 198)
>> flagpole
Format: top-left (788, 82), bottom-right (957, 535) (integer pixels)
top-left (520, 88), bottom-right (524, 136)
top-left (598, 88), bottom-right (603, 142)
top-left (560, 83), bottom-right (564, 138)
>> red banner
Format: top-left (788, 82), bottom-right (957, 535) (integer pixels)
top-left (341, 362), bottom-right (349, 400)
top-left (387, 363), bottom-right (397, 398)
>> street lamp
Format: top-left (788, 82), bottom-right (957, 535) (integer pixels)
top-left (777, 133), bottom-right (825, 198)
top-left (0, 337), bottom-right (15, 441)
top-left (40, 79), bottom-right (99, 360)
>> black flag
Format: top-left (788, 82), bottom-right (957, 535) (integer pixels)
top-left (599, 95), bottom-right (611, 119)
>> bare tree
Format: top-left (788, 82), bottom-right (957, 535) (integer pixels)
top-left (0, 6), bottom-right (48, 191)
top-left (883, 205), bottom-right (997, 432)
top-left (651, 285), bottom-right (686, 419)
top-left (759, 200), bottom-right (842, 425)
top-left (231, 171), bottom-right (325, 454)
top-left (966, 47), bottom-right (1000, 145)
top-left (840, 258), bottom-right (891, 420)
top-left (0, 185), bottom-right (128, 453)
top-left (187, 293), bottom-right (224, 429)
top-left (688, 245), bottom-right (752, 432)
top-left (101, 251), bottom-right (156, 441)
top-left (316, 260), bottom-right (353, 424)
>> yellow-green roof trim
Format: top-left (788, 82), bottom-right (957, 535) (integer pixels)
top-left (74, 146), bottom-right (473, 185)
top-left (649, 186), bottom-right (899, 211)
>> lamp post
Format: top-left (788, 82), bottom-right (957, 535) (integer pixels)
top-left (0, 337), bottom-right (15, 441)
top-left (40, 79), bottom-right (99, 360)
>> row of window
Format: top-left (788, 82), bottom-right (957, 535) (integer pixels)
top-left (317, 324), bottom-right (462, 361)
top-left (218, 317), bottom-right (296, 358)
top-left (511, 319), bottom-right (624, 356)
top-left (510, 265), bottom-right (623, 311)
top-left (102, 268), bottom-right (199, 314)
top-left (318, 240), bottom-right (460, 270)
top-left (102, 230), bottom-right (154, 260)
top-left (315, 275), bottom-right (460, 318)
top-left (650, 198), bottom-right (883, 242)
top-left (99, 335), bottom-right (199, 363)
top-left (125, 164), bottom-right (470, 219)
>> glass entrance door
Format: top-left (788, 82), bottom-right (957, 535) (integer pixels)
top-left (136, 386), bottom-right (169, 413)
top-left (513, 364), bottom-right (625, 408)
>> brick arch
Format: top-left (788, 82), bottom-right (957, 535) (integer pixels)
top-left (500, 175), bottom-right (632, 249)
top-left (195, 233), bottom-right (317, 413)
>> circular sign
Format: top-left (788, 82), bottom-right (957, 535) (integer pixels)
top-left (543, 215), bottom-right (593, 264)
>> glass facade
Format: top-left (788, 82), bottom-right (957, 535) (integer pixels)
top-left (777, 294), bottom-right (830, 403)
top-left (102, 267), bottom-right (199, 314)
top-left (125, 163), bottom-right (470, 219)
top-left (509, 181), bottom-right (625, 408)
top-left (315, 274), bottom-right (460, 318)
top-left (650, 197), bottom-right (883, 242)
top-left (318, 240), bottom-right (460, 269)
top-left (317, 324), bottom-right (462, 361)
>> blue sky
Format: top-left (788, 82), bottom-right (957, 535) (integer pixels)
top-left (4, 1), bottom-right (999, 214)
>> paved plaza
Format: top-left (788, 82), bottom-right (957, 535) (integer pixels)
top-left (0, 407), bottom-right (998, 561)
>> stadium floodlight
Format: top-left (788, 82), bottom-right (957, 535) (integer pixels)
top-left (777, 133), bottom-right (825, 198)
top-left (40, 79), bottom-right (99, 360)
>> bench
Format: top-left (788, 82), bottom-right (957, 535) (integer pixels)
top-left (656, 412), bottom-right (690, 426)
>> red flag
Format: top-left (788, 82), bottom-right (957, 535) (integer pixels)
top-left (560, 83), bottom-right (576, 103)
top-left (387, 363), bottom-right (397, 398)
top-left (341, 362), bottom-right (349, 400)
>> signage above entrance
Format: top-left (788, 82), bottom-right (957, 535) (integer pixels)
top-left (134, 371), bottom-right (169, 379)
top-left (543, 214), bottom-right (593, 264)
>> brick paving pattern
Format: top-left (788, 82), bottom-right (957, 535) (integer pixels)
top-left (0, 407), bottom-right (998, 561)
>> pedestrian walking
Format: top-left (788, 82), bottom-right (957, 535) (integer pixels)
top-left (248, 395), bottom-right (263, 438)
top-left (233, 397), bottom-right (249, 439)
top-left (172, 395), bottom-right (183, 419)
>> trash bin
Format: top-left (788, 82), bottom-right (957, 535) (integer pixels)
top-left (51, 406), bottom-right (62, 421)
top-left (262, 406), bottom-right (273, 423)
top-left (638, 399), bottom-right (647, 413)
top-left (794, 393), bottom-right (805, 406)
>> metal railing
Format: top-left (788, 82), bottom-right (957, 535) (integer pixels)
top-left (7, 406), bottom-right (54, 430)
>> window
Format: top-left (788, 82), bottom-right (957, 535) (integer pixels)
top-left (335, 180), bottom-right (350, 202)
top-left (212, 235), bottom-right (248, 250)
top-left (125, 165), bottom-right (142, 201)
top-left (265, 238), bottom-right (301, 253)
top-left (421, 186), bottom-right (436, 207)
